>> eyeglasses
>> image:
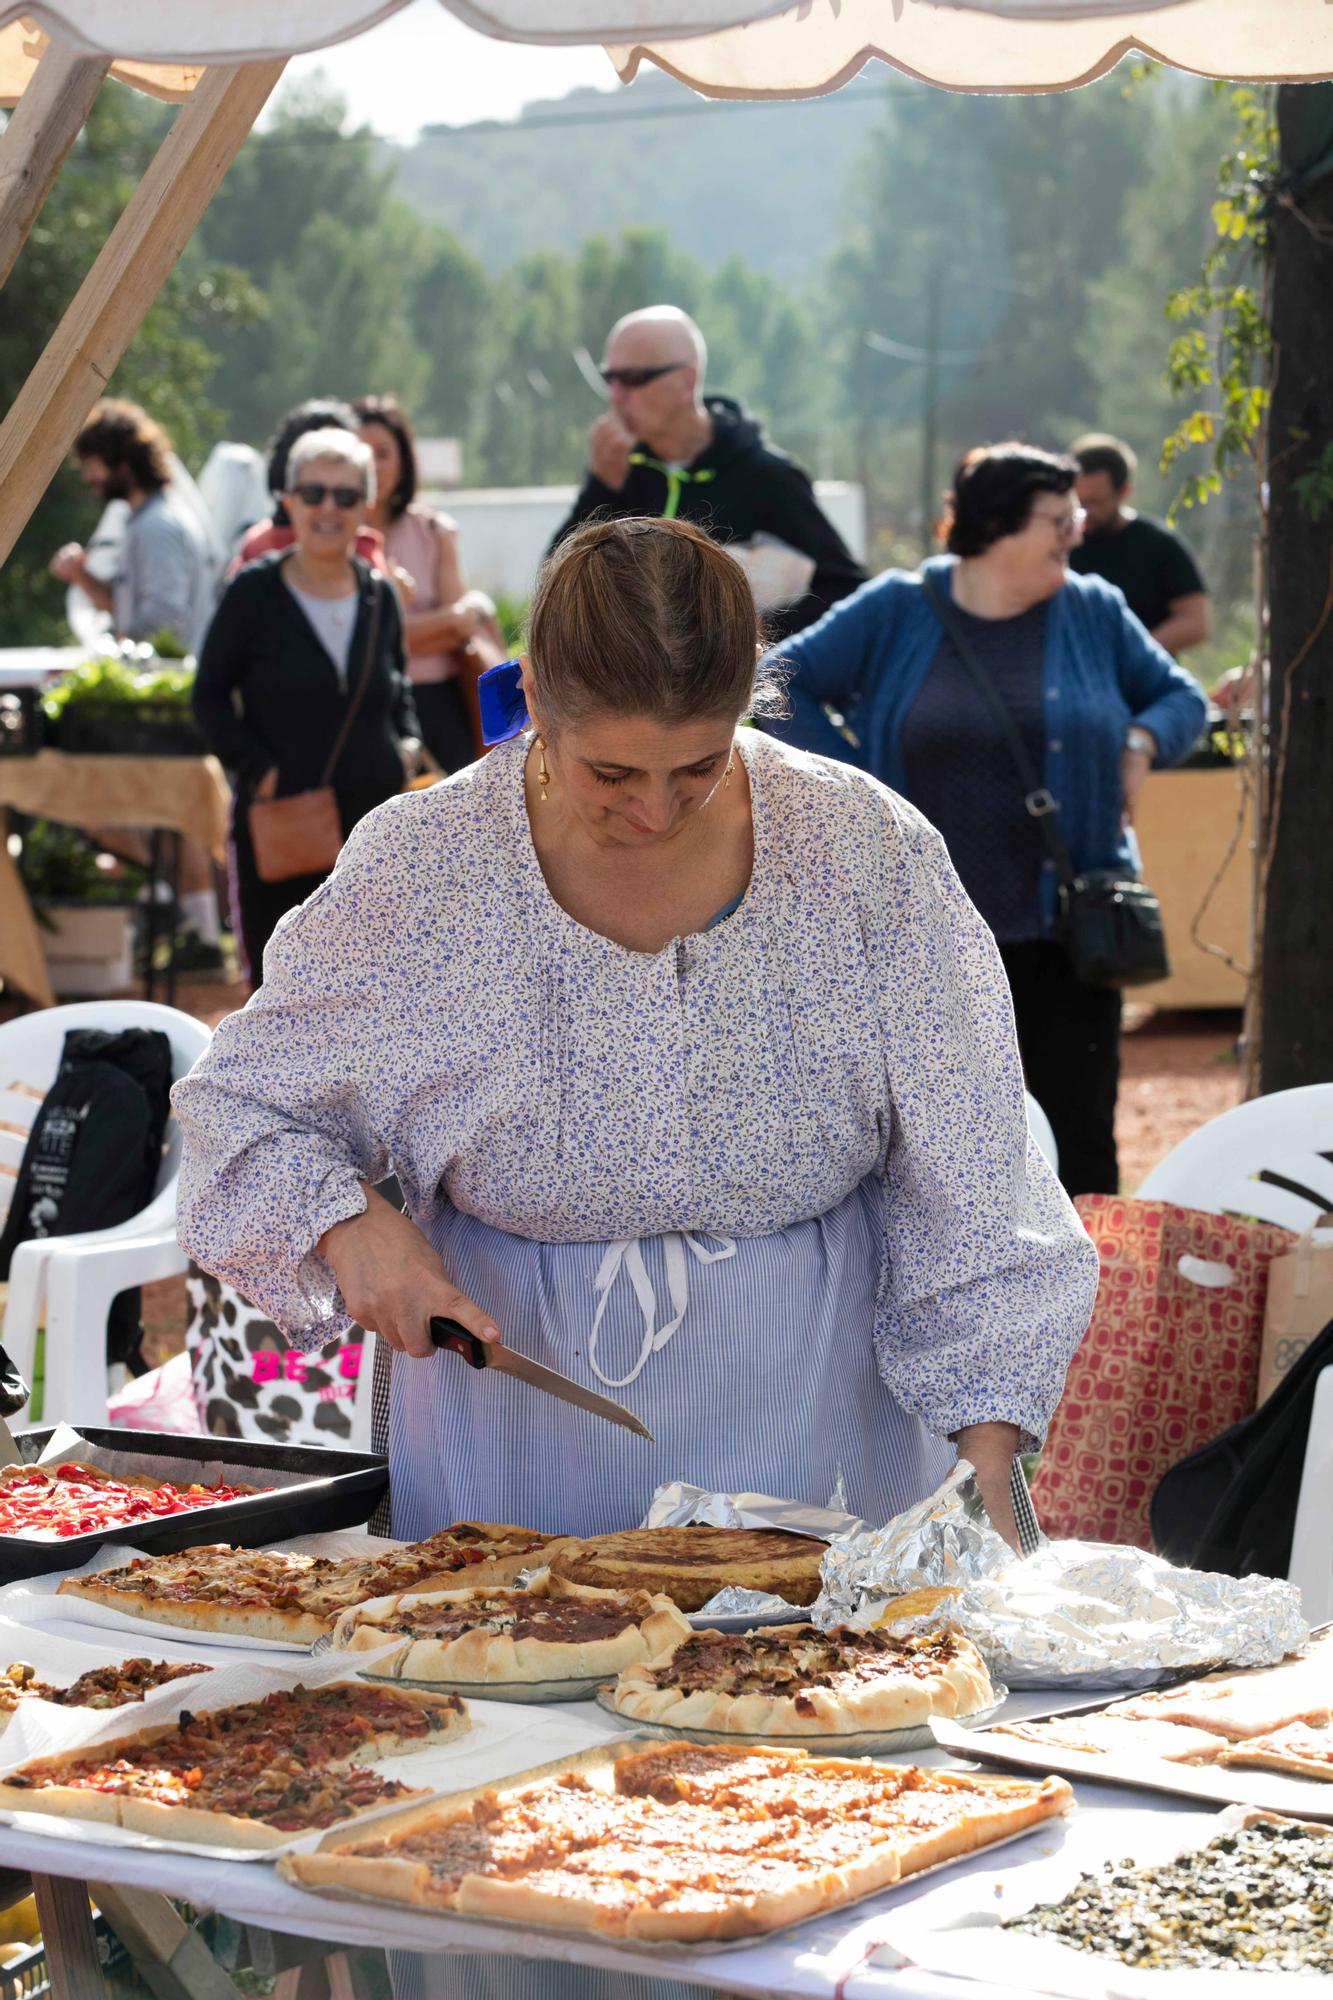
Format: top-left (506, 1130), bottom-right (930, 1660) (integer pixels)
top-left (599, 363), bottom-right (686, 391)
top-left (292, 482), bottom-right (365, 510)
top-left (1032, 505), bottom-right (1087, 543)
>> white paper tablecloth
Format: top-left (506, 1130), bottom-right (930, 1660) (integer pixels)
top-left (0, 1533), bottom-right (1211, 1998)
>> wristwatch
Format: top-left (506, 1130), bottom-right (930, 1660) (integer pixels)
top-left (1125, 726), bottom-right (1156, 757)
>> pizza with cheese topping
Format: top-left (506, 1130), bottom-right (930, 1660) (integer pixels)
top-left (56, 1524), bottom-right (567, 1643)
top-left (282, 1740), bottom-right (1072, 1939)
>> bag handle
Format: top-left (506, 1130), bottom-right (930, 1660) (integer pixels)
top-left (319, 573), bottom-right (384, 789)
top-left (921, 572), bottom-right (1078, 891)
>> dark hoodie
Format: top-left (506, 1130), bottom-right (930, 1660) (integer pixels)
top-left (550, 394), bottom-right (867, 641)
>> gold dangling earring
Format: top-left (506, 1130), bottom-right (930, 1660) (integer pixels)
top-left (724, 754), bottom-right (735, 790)
top-left (536, 736), bottom-right (551, 802)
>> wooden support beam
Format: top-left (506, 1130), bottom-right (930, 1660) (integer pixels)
top-left (0, 39), bottom-right (109, 287)
top-left (31, 1874), bottom-right (104, 2000)
top-left (92, 1883), bottom-right (241, 2000)
top-left (0, 56), bottom-right (284, 566)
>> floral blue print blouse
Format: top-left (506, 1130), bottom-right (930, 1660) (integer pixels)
top-left (172, 729), bottom-right (1098, 1451)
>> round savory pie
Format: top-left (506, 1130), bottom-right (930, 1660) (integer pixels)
top-left (547, 1525), bottom-right (827, 1613)
top-left (610, 1623), bottom-right (995, 1736)
top-left (329, 1573), bottom-right (691, 1684)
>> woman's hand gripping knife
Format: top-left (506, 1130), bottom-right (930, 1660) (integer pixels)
top-left (318, 1181), bottom-right (500, 1359)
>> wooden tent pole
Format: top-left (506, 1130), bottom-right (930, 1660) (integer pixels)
top-left (0, 40), bottom-right (110, 287)
top-left (0, 57), bottom-right (284, 565)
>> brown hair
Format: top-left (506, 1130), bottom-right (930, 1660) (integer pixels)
top-left (527, 516), bottom-right (781, 733)
top-left (73, 399), bottom-right (173, 493)
top-left (353, 393), bottom-right (418, 520)
top-left (1071, 431), bottom-right (1137, 491)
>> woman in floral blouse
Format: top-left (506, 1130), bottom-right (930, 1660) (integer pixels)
top-left (175, 516), bottom-right (1096, 1557)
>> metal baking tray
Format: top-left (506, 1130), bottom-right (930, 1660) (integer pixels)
top-left (310, 1636), bottom-right (608, 1704)
top-left (931, 1655), bottom-right (1333, 1824)
top-left (597, 1685), bottom-right (1006, 1754)
top-left (280, 1736), bottom-right (1071, 1955)
top-left (0, 1427), bottom-right (388, 1582)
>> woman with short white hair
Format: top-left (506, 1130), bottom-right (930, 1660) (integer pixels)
top-left (193, 427), bottom-right (418, 983)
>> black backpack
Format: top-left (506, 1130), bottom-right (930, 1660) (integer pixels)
top-left (0, 1026), bottom-right (174, 1376)
top-left (1150, 1314), bottom-right (1333, 1577)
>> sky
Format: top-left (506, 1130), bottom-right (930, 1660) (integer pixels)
top-left (277, 1), bottom-right (623, 141)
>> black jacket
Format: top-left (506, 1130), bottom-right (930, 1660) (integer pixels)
top-left (551, 395), bottom-right (867, 641)
top-left (193, 552), bottom-right (418, 834)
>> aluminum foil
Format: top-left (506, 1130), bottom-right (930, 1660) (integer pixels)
top-left (816, 1464), bottom-right (1308, 1690)
top-left (640, 1481), bottom-right (868, 1622)
top-left (641, 1480), bottom-right (869, 1541)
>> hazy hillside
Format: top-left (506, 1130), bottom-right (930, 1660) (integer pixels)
top-left (389, 71), bottom-right (890, 285)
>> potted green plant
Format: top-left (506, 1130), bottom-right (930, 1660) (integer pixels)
top-left (41, 643), bottom-right (204, 757)
top-left (20, 819), bottom-right (145, 996)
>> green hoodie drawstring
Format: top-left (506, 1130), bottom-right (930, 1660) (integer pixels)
top-left (628, 453), bottom-right (717, 521)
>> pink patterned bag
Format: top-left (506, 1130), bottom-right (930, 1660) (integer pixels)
top-left (1030, 1195), bottom-right (1294, 1549)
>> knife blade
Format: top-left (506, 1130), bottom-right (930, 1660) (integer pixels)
top-left (429, 1318), bottom-right (653, 1440)
top-left (0, 1413), bottom-right (24, 1470)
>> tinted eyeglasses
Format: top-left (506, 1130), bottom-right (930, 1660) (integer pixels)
top-left (599, 362), bottom-right (686, 391)
top-left (292, 482), bottom-right (365, 510)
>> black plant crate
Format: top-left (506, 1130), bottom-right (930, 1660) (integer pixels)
top-left (0, 1428), bottom-right (389, 1582)
top-left (55, 700), bottom-right (204, 758)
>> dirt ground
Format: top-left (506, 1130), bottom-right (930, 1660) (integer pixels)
top-left (136, 976), bottom-right (1244, 1363)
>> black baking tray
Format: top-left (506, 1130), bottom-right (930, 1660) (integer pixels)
top-left (0, 1427), bottom-right (388, 1582)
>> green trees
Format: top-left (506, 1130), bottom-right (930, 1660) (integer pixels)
top-left (0, 83), bottom-right (258, 643)
top-left (4, 62), bottom-right (1257, 646)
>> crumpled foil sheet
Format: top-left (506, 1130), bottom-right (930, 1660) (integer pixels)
top-left (817, 1464), bottom-right (1309, 1690)
top-left (640, 1481), bottom-right (868, 1621)
top-left (641, 1481), bottom-right (869, 1541)
top-left (691, 1587), bottom-right (799, 1619)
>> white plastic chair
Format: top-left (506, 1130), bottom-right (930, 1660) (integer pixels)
top-left (0, 1000), bottom-right (212, 1427)
top-left (1025, 1092), bottom-right (1059, 1174)
top-left (1138, 1084), bottom-right (1333, 1624)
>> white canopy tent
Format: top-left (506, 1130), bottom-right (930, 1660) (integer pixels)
top-left (4, 0), bottom-right (1333, 86)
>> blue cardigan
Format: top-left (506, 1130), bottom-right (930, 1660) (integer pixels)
top-left (763, 554), bottom-right (1208, 934)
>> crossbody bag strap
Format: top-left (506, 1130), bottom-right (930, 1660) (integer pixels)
top-left (319, 573), bottom-right (385, 789)
top-left (921, 572), bottom-right (1077, 889)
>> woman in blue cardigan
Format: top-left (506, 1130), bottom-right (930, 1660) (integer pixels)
top-left (766, 442), bottom-right (1206, 1195)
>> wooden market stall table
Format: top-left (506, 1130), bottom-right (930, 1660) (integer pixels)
top-left (0, 749), bottom-right (231, 1009)
top-left (0, 1536), bottom-right (1218, 2000)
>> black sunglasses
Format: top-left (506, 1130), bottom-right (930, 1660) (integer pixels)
top-left (292, 481), bottom-right (365, 509)
top-left (599, 363), bottom-right (686, 391)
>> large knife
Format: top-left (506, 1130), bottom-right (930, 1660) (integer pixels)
top-left (430, 1318), bottom-right (652, 1441)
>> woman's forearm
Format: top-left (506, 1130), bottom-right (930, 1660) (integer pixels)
top-left (404, 602), bottom-right (479, 653)
top-left (949, 1420), bottom-right (1022, 1549)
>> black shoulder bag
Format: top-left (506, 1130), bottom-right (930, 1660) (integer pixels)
top-left (922, 575), bottom-right (1170, 990)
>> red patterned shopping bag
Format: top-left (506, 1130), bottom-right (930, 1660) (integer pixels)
top-left (1030, 1195), bottom-right (1294, 1549)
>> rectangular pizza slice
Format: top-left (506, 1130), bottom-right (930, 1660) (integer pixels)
top-left (282, 1740), bottom-right (1070, 1938)
top-left (0, 1680), bottom-right (468, 1848)
top-left (1218, 1721), bottom-right (1333, 1781)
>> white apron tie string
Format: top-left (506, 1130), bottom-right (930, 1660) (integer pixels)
top-left (588, 1231), bottom-right (737, 1389)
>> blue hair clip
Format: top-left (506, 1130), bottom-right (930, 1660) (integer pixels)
top-left (477, 658), bottom-right (530, 745)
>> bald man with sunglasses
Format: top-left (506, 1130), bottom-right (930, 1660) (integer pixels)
top-left (551, 305), bottom-right (866, 639)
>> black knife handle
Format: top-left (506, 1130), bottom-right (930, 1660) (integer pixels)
top-left (430, 1317), bottom-right (488, 1369)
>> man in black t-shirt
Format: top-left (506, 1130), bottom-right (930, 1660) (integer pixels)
top-left (1068, 432), bottom-right (1210, 659)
